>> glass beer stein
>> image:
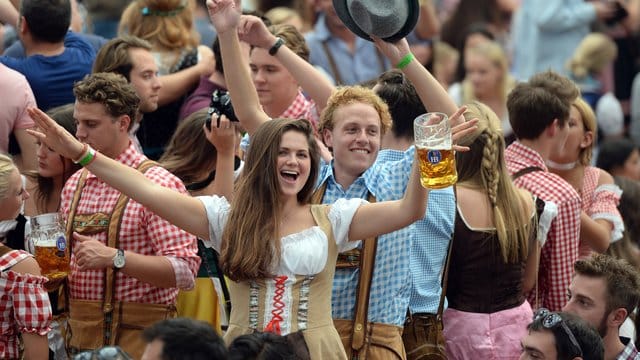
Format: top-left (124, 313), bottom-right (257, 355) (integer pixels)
top-left (414, 112), bottom-right (458, 189)
top-left (30, 213), bottom-right (70, 280)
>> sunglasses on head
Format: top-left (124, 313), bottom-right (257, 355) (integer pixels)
top-left (533, 308), bottom-right (583, 358)
top-left (73, 346), bottom-right (133, 360)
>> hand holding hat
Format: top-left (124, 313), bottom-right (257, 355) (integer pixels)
top-left (333, 0), bottom-right (419, 42)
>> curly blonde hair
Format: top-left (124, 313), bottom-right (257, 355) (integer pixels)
top-left (318, 86), bottom-right (392, 137)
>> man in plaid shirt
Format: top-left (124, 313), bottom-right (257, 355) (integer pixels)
top-left (59, 73), bottom-right (199, 357)
top-left (505, 71), bottom-right (582, 311)
top-left (563, 254), bottom-right (640, 360)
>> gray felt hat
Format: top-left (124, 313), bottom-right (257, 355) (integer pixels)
top-left (333, 0), bottom-right (420, 42)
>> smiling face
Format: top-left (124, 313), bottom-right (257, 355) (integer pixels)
top-left (277, 130), bottom-right (312, 199)
top-left (323, 102), bottom-right (382, 180)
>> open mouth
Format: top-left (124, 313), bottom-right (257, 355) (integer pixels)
top-left (281, 170), bottom-right (299, 182)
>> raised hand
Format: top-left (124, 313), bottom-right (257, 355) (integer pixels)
top-left (206, 0), bottom-right (241, 34)
top-left (237, 14), bottom-right (277, 49)
top-left (204, 114), bottom-right (237, 157)
top-left (450, 107), bottom-right (478, 152)
top-left (372, 36), bottom-right (412, 65)
top-left (26, 107), bottom-right (85, 160)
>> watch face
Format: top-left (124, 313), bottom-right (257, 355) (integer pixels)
top-left (114, 250), bottom-right (125, 269)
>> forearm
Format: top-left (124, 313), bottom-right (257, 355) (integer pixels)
top-left (219, 29), bottom-right (269, 136)
top-left (119, 251), bottom-right (182, 288)
top-left (400, 52), bottom-right (458, 117)
top-left (21, 333), bottom-right (49, 360)
top-left (85, 153), bottom-right (210, 240)
top-left (158, 67), bottom-right (202, 106)
top-left (579, 212), bottom-right (612, 253)
top-left (0, 0), bottom-right (18, 26)
top-left (274, 44), bottom-right (334, 111)
top-left (209, 149), bottom-right (235, 201)
top-left (414, 0), bottom-right (440, 39)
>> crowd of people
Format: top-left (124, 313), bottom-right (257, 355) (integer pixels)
top-left (2, 0), bottom-right (640, 359)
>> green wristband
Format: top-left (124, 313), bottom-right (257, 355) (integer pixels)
top-left (395, 53), bottom-right (415, 70)
top-left (76, 147), bottom-right (96, 167)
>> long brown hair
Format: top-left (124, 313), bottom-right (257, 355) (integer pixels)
top-left (159, 109), bottom-right (217, 185)
top-left (455, 101), bottom-right (533, 263)
top-left (220, 118), bottom-right (320, 281)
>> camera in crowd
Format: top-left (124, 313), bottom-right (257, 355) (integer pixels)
top-left (206, 89), bottom-right (239, 130)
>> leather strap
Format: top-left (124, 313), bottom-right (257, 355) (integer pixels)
top-left (311, 181), bottom-right (377, 354)
top-left (320, 40), bottom-right (386, 86)
top-left (65, 159), bottom-right (157, 345)
top-left (511, 166), bottom-right (544, 181)
top-left (321, 41), bottom-right (343, 86)
top-left (437, 186), bottom-right (456, 318)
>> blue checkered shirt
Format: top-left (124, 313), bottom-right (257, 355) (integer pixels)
top-left (378, 150), bottom-right (455, 315)
top-left (316, 148), bottom-right (416, 326)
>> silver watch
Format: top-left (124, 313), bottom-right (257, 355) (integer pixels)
top-left (113, 249), bottom-right (126, 269)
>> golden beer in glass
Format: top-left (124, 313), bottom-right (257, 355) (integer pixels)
top-left (30, 213), bottom-right (70, 280)
top-left (414, 113), bottom-right (458, 189)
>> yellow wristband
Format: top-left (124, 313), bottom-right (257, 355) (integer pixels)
top-left (396, 53), bottom-right (415, 70)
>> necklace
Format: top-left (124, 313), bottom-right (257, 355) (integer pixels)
top-left (546, 160), bottom-right (577, 171)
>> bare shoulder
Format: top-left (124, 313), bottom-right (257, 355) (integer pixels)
top-left (516, 187), bottom-right (536, 214)
top-left (597, 168), bottom-right (615, 187)
top-left (10, 256), bottom-right (43, 277)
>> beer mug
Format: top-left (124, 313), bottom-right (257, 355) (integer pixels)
top-left (30, 213), bottom-right (70, 280)
top-left (414, 112), bottom-right (458, 189)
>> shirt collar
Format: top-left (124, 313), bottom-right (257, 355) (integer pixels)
top-left (509, 141), bottom-right (548, 171)
top-left (86, 142), bottom-right (143, 179)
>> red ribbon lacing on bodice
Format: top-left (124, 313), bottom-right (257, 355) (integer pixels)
top-left (264, 275), bottom-right (288, 335)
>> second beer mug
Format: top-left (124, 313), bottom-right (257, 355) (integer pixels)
top-left (30, 213), bottom-right (70, 280)
top-left (414, 112), bottom-right (458, 189)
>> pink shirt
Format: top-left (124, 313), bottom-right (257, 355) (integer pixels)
top-left (0, 64), bottom-right (36, 152)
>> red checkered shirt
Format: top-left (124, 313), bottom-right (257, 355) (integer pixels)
top-left (60, 143), bottom-right (200, 305)
top-left (0, 250), bottom-right (52, 360)
top-left (505, 142), bottom-right (581, 311)
top-left (279, 90), bottom-right (319, 130)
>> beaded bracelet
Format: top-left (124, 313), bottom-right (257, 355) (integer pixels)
top-left (396, 53), bottom-right (415, 70)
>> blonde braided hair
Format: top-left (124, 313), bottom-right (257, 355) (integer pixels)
top-left (456, 101), bottom-right (533, 263)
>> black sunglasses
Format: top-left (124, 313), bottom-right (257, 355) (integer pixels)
top-left (73, 346), bottom-right (133, 360)
top-left (533, 308), bottom-right (583, 358)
